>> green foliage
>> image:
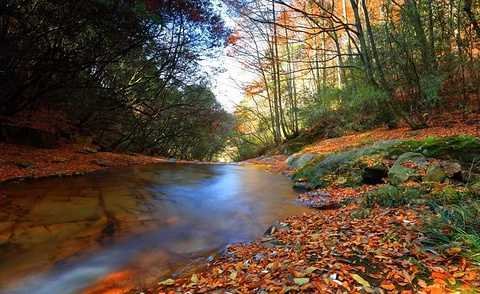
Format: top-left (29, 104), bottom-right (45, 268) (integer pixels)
top-left (420, 199), bottom-right (480, 263)
top-left (0, 0), bottom-right (231, 161)
top-left (364, 185), bottom-right (428, 208)
top-left (420, 75), bottom-right (445, 104)
top-left (301, 85), bottom-right (397, 140)
top-left (364, 183), bottom-right (477, 209)
top-left (363, 181), bottom-right (480, 266)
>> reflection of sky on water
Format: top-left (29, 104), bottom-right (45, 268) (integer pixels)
top-left (0, 164), bottom-right (311, 294)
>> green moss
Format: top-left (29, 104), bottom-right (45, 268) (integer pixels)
top-left (389, 135), bottom-right (480, 162)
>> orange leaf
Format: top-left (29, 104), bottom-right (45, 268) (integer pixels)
top-left (380, 281), bottom-right (395, 290)
top-left (431, 272), bottom-right (449, 279)
top-left (430, 287), bottom-right (443, 294)
top-left (458, 284), bottom-right (471, 291)
top-left (433, 279), bottom-right (447, 286)
top-left (312, 280), bottom-right (324, 291)
top-left (461, 257), bottom-right (467, 271)
top-left (444, 247), bottom-right (461, 255)
top-left (368, 272), bottom-right (383, 279)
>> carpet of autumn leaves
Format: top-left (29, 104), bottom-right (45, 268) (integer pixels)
top-left (151, 187), bottom-right (479, 294)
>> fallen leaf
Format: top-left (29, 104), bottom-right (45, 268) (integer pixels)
top-left (350, 273), bottom-right (371, 288)
top-left (431, 272), bottom-right (449, 279)
top-left (433, 279), bottom-right (447, 286)
top-left (418, 279), bottom-right (427, 288)
top-left (294, 278), bottom-right (310, 285)
top-left (306, 266), bottom-right (321, 273)
top-left (159, 278), bottom-right (175, 285)
top-left (229, 271), bottom-right (237, 280)
top-left (190, 274), bottom-right (199, 284)
top-left (444, 247), bottom-right (461, 255)
top-left (380, 281), bottom-right (395, 290)
top-left (458, 284), bottom-right (471, 291)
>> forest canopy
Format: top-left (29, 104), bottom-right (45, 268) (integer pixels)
top-left (0, 0), bottom-right (233, 161)
top-left (225, 0), bottom-right (480, 160)
top-left (2, 0), bottom-right (480, 161)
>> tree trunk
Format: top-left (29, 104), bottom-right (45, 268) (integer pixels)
top-left (464, 0), bottom-right (480, 40)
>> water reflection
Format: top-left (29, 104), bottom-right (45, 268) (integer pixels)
top-left (0, 164), bottom-right (311, 293)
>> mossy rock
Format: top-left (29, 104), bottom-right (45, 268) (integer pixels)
top-left (287, 153), bottom-right (318, 169)
top-left (388, 152), bottom-right (427, 185)
top-left (291, 144), bottom-right (395, 188)
top-left (289, 135), bottom-right (479, 189)
top-left (423, 163), bottom-right (447, 183)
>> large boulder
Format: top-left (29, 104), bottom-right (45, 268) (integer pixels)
top-left (389, 152), bottom-right (428, 185)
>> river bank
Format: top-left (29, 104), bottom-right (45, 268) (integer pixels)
top-left (0, 141), bottom-right (169, 184)
top-left (1, 124), bottom-right (480, 293)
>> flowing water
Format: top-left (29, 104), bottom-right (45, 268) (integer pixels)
top-left (0, 163), bottom-right (311, 293)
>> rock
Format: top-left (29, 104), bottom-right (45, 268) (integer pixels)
top-left (2, 124), bottom-right (57, 148)
top-left (441, 162), bottom-right (462, 178)
top-left (389, 152), bottom-right (427, 185)
top-left (293, 181), bottom-right (312, 190)
top-left (423, 163), bottom-right (447, 183)
top-left (294, 189), bottom-right (340, 209)
top-left (389, 165), bottom-right (416, 185)
top-left (287, 153), bottom-right (317, 169)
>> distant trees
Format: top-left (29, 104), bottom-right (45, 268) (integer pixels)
top-left (0, 0), bottom-right (233, 160)
top-left (226, 0), bottom-right (480, 158)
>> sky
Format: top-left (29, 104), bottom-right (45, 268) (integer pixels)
top-left (202, 0), bottom-right (250, 112)
top-left (208, 54), bottom-right (247, 112)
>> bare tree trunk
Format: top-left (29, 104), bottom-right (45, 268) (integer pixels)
top-left (350, 0), bottom-right (375, 85)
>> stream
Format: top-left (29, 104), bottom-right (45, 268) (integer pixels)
top-left (0, 163), bottom-right (311, 293)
